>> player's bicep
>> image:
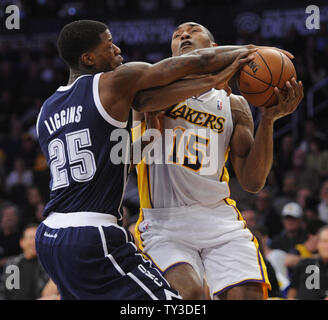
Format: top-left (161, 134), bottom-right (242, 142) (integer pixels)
top-left (229, 95), bottom-right (254, 180)
top-left (229, 123), bottom-right (253, 177)
top-left (99, 62), bottom-right (153, 118)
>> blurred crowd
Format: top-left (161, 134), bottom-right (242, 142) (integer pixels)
top-left (1, 0), bottom-right (328, 300)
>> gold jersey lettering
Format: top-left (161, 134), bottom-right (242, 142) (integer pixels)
top-left (166, 104), bottom-right (225, 134)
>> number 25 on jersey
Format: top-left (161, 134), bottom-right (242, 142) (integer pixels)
top-left (48, 128), bottom-right (97, 190)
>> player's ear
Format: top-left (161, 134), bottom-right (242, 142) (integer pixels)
top-left (80, 52), bottom-right (95, 67)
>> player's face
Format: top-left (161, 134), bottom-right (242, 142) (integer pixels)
top-left (171, 22), bottom-right (216, 56)
top-left (91, 29), bottom-right (123, 72)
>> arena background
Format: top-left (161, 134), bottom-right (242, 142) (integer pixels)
top-left (0, 0), bottom-right (328, 300)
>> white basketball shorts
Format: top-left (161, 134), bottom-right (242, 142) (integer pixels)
top-left (136, 199), bottom-right (271, 299)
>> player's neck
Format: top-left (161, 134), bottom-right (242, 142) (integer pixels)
top-left (67, 69), bottom-right (92, 85)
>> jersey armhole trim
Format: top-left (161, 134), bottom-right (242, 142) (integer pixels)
top-left (220, 90), bottom-right (233, 150)
top-left (93, 73), bottom-right (128, 128)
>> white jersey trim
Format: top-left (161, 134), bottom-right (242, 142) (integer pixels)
top-left (43, 211), bottom-right (118, 228)
top-left (57, 74), bottom-right (92, 91)
top-left (92, 73), bottom-right (128, 128)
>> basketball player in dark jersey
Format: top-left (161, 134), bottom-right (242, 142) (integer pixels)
top-left (34, 19), bottom-right (262, 299)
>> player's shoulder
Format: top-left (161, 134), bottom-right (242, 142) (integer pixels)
top-left (100, 62), bottom-right (153, 88)
top-left (229, 94), bottom-right (249, 110)
top-left (229, 94), bottom-right (253, 125)
top-left (108, 61), bottom-right (152, 76)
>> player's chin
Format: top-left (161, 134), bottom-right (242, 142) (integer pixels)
top-left (180, 46), bottom-right (195, 55)
top-left (113, 57), bottom-right (123, 69)
top-left (116, 55), bottom-right (124, 65)
top-left (106, 60), bottom-right (123, 71)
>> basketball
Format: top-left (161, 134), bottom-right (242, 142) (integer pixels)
top-left (238, 48), bottom-right (297, 108)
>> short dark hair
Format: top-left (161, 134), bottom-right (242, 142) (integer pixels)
top-left (57, 20), bottom-right (108, 68)
top-left (203, 26), bottom-right (215, 42)
top-left (174, 22), bottom-right (216, 43)
top-left (306, 220), bottom-right (326, 237)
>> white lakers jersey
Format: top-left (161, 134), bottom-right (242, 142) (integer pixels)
top-left (134, 88), bottom-right (234, 209)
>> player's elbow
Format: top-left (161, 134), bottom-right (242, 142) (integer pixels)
top-left (132, 100), bottom-right (143, 112)
top-left (133, 92), bottom-right (151, 112)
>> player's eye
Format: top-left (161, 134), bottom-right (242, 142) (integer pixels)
top-left (173, 33), bottom-right (180, 39)
top-left (191, 28), bottom-right (199, 33)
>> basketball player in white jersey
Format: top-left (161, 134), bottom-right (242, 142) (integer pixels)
top-left (132, 22), bottom-right (304, 300)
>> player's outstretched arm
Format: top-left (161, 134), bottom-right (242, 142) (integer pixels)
top-left (114, 45), bottom-right (257, 93)
top-left (135, 46), bottom-right (260, 94)
top-left (98, 45), bottom-right (258, 123)
top-left (133, 51), bottom-right (255, 112)
top-left (229, 78), bottom-right (303, 193)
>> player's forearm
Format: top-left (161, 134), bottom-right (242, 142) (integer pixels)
top-left (144, 45), bottom-right (251, 88)
top-left (133, 76), bottom-right (216, 112)
top-left (191, 45), bottom-right (253, 74)
top-left (241, 117), bottom-right (274, 192)
top-left (134, 46), bottom-right (253, 112)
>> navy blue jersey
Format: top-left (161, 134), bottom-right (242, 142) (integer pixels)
top-left (37, 73), bottom-right (129, 220)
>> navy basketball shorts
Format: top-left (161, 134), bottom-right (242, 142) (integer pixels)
top-left (35, 212), bottom-right (181, 300)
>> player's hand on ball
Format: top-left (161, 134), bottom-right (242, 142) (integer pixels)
top-left (260, 78), bottom-right (304, 122)
top-left (263, 47), bottom-right (294, 60)
top-left (247, 44), bottom-right (294, 60)
top-left (212, 48), bottom-right (258, 95)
